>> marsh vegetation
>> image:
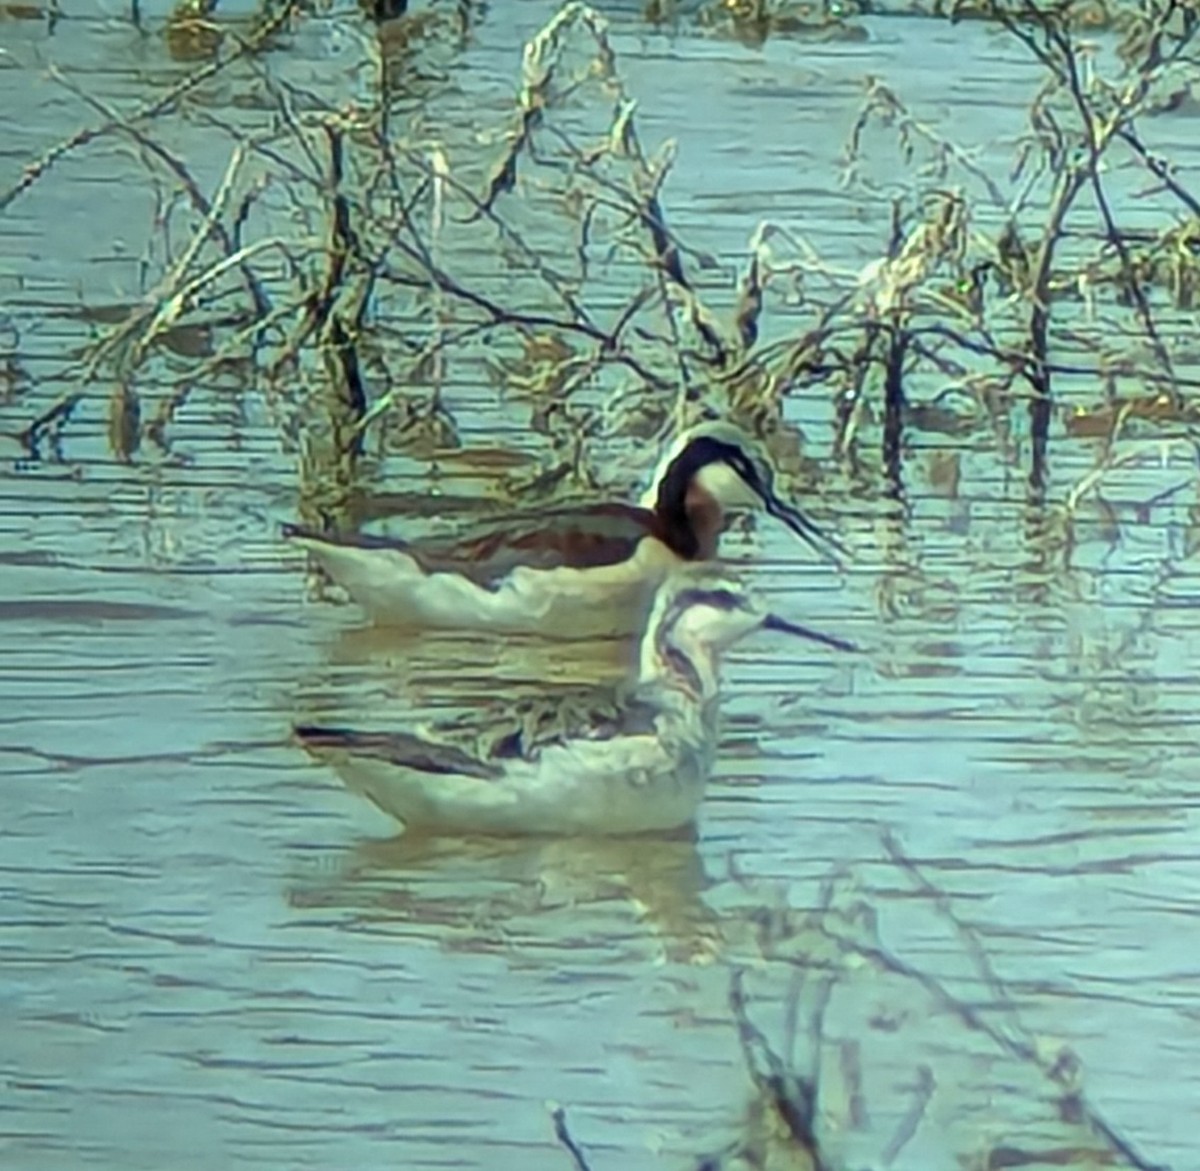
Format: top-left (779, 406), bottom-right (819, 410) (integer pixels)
top-left (2, 1), bottom-right (1198, 1168)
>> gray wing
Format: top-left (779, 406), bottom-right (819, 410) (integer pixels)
top-left (473, 683), bottom-right (662, 762)
top-left (295, 682), bottom-right (662, 775)
top-left (294, 725), bottom-right (502, 780)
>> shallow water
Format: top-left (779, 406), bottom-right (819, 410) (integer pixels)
top-left (3, 2), bottom-right (1200, 1169)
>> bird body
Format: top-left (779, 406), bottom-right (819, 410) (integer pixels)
top-left (284, 507), bottom-right (681, 638)
top-left (295, 568), bottom-right (854, 836)
top-left (284, 424), bottom-right (840, 639)
top-left (299, 712), bottom-right (711, 836)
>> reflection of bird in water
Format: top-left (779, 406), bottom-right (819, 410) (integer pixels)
top-left (313, 621), bottom-right (631, 700)
top-left (283, 423), bottom-right (842, 639)
top-left (287, 831), bottom-right (721, 964)
top-left (295, 566), bottom-right (854, 836)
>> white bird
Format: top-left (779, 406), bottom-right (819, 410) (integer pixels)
top-left (283, 422), bottom-right (843, 639)
top-left (295, 567), bottom-right (855, 836)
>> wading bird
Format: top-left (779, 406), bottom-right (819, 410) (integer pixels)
top-left (283, 423), bottom-right (843, 639)
top-left (295, 567), bottom-right (854, 836)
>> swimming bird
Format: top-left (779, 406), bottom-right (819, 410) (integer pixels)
top-left (283, 423), bottom-right (843, 639)
top-left (294, 568), bottom-right (855, 836)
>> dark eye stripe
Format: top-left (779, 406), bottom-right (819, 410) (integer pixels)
top-left (673, 586), bottom-right (745, 613)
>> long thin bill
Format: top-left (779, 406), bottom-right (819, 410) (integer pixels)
top-left (763, 613), bottom-right (858, 653)
top-left (731, 458), bottom-right (850, 565)
top-left (761, 491), bottom-right (850, 565)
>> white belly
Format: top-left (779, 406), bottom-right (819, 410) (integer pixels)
top-left (329, 735), bottom-right (711, 836)
top-left (296, 535), bottom-right (681, 638)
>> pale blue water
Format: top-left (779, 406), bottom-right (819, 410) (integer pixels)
top-left (2, 2), bottom-right (1199, 1168)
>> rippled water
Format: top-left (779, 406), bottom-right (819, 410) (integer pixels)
top-left (3, 2), bottom-right (1200, 1169)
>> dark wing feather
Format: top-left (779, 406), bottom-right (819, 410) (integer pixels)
top-left (283, 523), bottom-right (413, 553)
top-left (283, 504), bottom-right (659, 588)
top-left (296, 680), bottom-right (662, 779)
top-left (477, 683), bottom-right (662, 761)
top-left (294, 724), bottom-right (502, 780)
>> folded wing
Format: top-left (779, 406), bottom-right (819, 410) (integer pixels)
top-left (294, 725), bottom-right (503, 780)
top-left (283, 503), bottom-right (657, 588)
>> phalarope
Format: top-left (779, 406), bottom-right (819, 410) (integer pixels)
top-left (282, 423), bottom-right (843, 639)
top-left (295, 567), bottom-right (854, 836)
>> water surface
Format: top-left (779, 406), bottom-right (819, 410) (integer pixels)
top-left (2, 3), bottom-right (1199, 1168)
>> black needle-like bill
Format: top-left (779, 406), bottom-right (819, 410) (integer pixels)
top-left (763, 613), bottom-right (858, 654)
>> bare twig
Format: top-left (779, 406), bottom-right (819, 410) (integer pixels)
top-left (729, 968), bottom-right (830, 1171)
top-left (0, 0), bottom-right (302, 213)
top-left (47, 67), bottom-right (272, 321)
top-left (550, 1104), bottom-right (594, 1171)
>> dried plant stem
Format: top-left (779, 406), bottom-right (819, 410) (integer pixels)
top-left (0, 0), bottom-right (302, 213)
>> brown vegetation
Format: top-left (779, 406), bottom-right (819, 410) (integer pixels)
top-left (1, 2), bottom-right (1195, 1165)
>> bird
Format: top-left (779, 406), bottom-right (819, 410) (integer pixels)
top-left (282, 422), bottom-right (844, 639)
top-left (294, 566), bottom-right (855, 836)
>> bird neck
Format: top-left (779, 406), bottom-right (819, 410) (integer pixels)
top-left (637, 632), bottom-right (722, 703)
top-left (654, 464), bottom-right (725, 561)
